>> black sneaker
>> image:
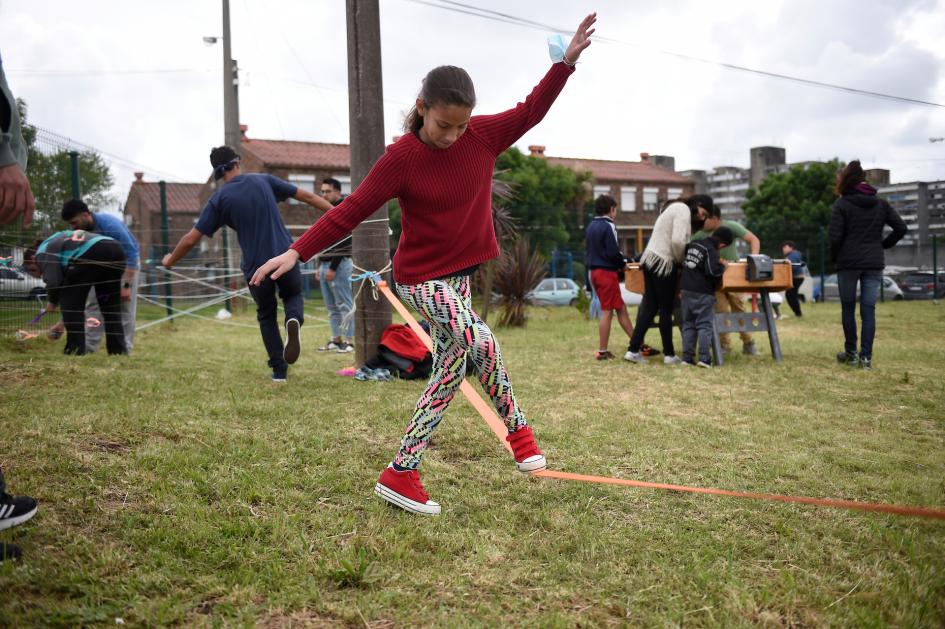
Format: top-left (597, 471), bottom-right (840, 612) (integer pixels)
top-left (860, 356), bottom-right (872, 371)
top-left (0, 542), bottom-right (21, 561)
top-left (283, 318), bottom-right (301, 365)
top-left (0, 492), bottom-right (37, 531)
top-left (836, 351), bottom-right (859, 367)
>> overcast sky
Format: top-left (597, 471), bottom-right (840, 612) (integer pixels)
top-left (3, 0), bottom-right (944, 209)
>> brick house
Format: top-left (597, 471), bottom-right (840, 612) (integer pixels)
top-left (531, 146), bottom-right (694, 258)
top-left (124, 173), bottom-right (206, 265)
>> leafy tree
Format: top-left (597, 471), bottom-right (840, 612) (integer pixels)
top-left (742, 159), bottom-right (840, 272)
top-left (495, 147), bottom-right (589, 256)
top-left (1, 100), bottom-right (114, 247)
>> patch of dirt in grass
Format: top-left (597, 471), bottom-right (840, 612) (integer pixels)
top-left (81, 437), bottom-right (132, 455)
top-left (0, 362), bottom-right (35, 384)
top-left (256, 607), bottom-right (367, 628)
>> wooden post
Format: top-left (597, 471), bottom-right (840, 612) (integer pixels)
top-left (346, 0), bottom-right (391, 364)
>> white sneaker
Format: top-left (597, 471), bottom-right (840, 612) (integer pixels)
top-left (623, 350), bottom-right (646, 364)
top-left (696, 361), bottom-right (712, 369)
top-left (663, 355), bottom-right (682, 365)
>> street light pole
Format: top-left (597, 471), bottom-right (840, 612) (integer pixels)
top-left (220, 0), bottom-right (240, 310)
top-left (222, 0), bottom-right (241, 154)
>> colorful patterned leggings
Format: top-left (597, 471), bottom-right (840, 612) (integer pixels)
top-left (394, 276), bottom-right (527, 469)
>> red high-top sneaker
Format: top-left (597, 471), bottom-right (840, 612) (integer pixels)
top-left (506, 426), bottom-right (547, 473)
top-left (375, 466), bottom-right (441, 516)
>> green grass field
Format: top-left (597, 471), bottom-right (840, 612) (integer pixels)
top-left (1, 298), bottom-right (944, 627)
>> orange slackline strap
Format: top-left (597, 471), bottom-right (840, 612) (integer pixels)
top-left (375, 281), bottom-right (945, 521)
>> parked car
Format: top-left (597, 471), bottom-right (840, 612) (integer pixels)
top-left (813, 273), bottom-right (904, 301)
top-left (899, 271), bottom-right (945, 300)
top-left (527, 277), bottom-right (580, 306)
top-left (0, 265), bottom-right (46, 299)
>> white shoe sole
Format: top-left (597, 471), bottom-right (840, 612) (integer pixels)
top-left (516, 454), bottom-right (547, 473)
top-left (0, 505), bottom-right (37, 531)
top-left (374, 483), bottom-right (441, 516)
top-left (283, 319), bottom-right (301, 364)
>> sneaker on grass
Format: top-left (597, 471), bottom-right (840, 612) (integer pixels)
top-left (283, 318), bottom-right (301, 365)
top-left (272, 370), bottom-right (287, 383)
top-left (640, 344), bottom-right (660, 357)
top-left (375, 467), bottom-right (440, 516)
top-left (696, 361), bottom-right (712, 369)
top-left (506, 425), bottom-right (547, 473)
top-left (335, 342), bottom-right (354, 354)
top-left (623, 350), bottom-right (646, 364)
top-left (0, 492), bottom-right (37, 532)
top-left (663, 355), bottom-right (682, 365)
top-left (317, 340), bottom-right (341, 352)
top-left (860, 356), bottom-right (872, 371)
top-left (836, 351), bottom-right (859, 367)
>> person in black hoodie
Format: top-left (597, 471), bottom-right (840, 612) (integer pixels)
top-left (585, 194), bottom-right (634, 360)
top-left (680, 226), bottom-right (733, 367)
top-left (829, 160), bottom-right (907, 370)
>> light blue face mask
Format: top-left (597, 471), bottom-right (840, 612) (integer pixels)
top-left (547, 34), bottom-right (568, 63)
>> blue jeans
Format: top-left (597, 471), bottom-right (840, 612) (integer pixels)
top-left (247, 264), bottom-right (304, 374)
top-left (320, 258), bottom-right (354, 339)
top-left (681, 290), bottom-right (716, 364)
top-left (837, 269), bottom-right (882, 359)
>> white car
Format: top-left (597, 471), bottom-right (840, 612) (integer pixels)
top-left (0, 266), bottom-right (46, 299)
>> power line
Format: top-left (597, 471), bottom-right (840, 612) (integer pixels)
top-left (403, 0), bottom-right (945, 109)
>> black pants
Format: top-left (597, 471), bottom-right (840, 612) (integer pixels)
top-left (785, 276), bottom-right (804, 317)
top-left (247, 264), bottom-right (304, 375)
top-left (629, 264), bottom-right (679, 356)
top-left (58, 240), bottom-right (127, 356)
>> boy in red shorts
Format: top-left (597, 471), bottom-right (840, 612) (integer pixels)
top-left (586, 194), bottom-right (634, 360)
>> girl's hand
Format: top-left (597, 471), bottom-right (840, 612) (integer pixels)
top-left (564, 13), bottom-right (597, 65)
top-left (250, 249), bottom-right (301, 285)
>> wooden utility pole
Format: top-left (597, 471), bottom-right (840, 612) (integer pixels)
top-left (346, 0), bottom-right (391, 364)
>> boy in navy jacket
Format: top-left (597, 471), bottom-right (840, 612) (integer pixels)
top-left (680, 226), bottom-right (733, 367)
top-left (586, 195), bottom-right (634, 359)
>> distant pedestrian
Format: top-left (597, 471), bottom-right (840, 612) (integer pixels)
top-left (829, 160), bottom-right (907, 370)
top-left (680, 227), bottom-right (733, 367)
top-left (782, 240), bottom-right (806, 317)
top-left (624, 195), bottom-right (711, 365)
top-left (314, 177), bottom-right (355, 354)
top-left (59, 199), bottom-right (141, 353)
top-left (162, 146), bottom-right (334, 382)
top-left (691, 205), bottom-right (761, 355)
top-left (585, 194), bottom-right (633, 360)
top-left (31, 230), bottom-right (128, 355)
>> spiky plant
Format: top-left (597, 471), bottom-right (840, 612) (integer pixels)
top-left (492, 238), bottom-right (546, 327)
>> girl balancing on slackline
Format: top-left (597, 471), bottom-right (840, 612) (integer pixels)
top-left (251, 13), bottom-right (597, 516)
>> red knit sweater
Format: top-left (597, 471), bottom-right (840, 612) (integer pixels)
top-left (291, 62), bottom-right (576, 285)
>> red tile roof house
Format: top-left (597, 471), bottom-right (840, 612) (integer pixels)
top-left (197, 125), bottom-right (353, 240)
top-left (531, 146), bottom-right (695, 258)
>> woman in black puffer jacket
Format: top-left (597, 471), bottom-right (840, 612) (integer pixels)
top-left (828, 160), bottom-right (907, 370)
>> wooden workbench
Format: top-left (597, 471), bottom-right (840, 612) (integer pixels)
top-left (624, 260), bottom-right (794, 364)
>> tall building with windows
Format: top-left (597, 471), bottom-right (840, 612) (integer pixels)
top-left (878, 179), bottom-right (945, 268)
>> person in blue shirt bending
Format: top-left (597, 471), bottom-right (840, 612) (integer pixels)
top-left (162, 146), bottom-right (333, 382)
top-left (59, 199), bottom-right (141, 353)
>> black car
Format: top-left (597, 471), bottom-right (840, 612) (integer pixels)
top-left (899, 272), bottom-right (945, 300)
